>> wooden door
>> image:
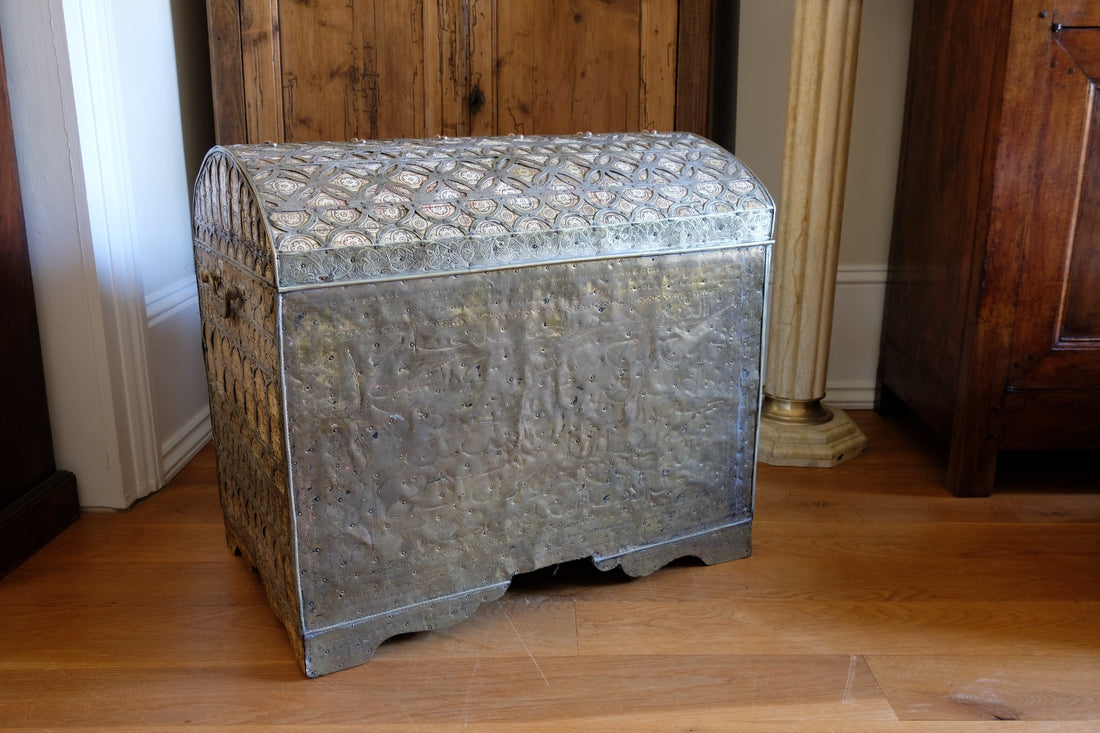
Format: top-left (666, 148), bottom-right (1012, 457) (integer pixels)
top-left (206, 0), bottom-right (466, 143)
top-left (467, 0), bottom-right (678, 135)
top-left (277, 1), bottom-right (454, 141)
top-left (207, 0), bottom-right (712, 145)
top-left (1007, 26), bottom-right (1100, 394)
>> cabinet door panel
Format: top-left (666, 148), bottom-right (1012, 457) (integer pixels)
top-left (209, 0), bottom-right (699, 144)
top-left (280, 1), bottom-right (423, 141)
top-left (1009, 30), bottom-right (1100, 389)
top-left (222, 0), bottom-right (462, 144)
top-left (1059, 30), bottom-right (1100, 340)
top-left (1062, 90), bottom-right (1100, 340)
top-left (468, 0), bottom-right (678, 136)
top-left (1055, 0), bottom-right (1100, 28)
top-left (238, 0), bottom-right (284, 143)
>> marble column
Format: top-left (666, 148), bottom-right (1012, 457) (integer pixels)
top-left (758, 0), bottom-right (868, 467)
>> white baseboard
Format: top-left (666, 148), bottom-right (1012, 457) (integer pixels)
top-left (146, 275), bottom-right (211, 485)
top-left (824, 265), bottom-right (887, 409)
top-left (822, 381), bottom-right (877, 410)
top-left (160, 406), bottom-right (211, 481)
top-left (146, 276), bottom-right (199, 325)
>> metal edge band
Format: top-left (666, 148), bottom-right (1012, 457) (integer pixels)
top-left (590, 516), bottom-right (754, 565)
top-left (275, 238), bottom-right (775, 293)
top-left (301, 580), bottom-right (513, 639)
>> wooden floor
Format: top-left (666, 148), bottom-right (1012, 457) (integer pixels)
top-left (1, 411), bottom-right (1098, 731)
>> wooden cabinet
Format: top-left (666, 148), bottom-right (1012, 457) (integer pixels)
top-left (0, 27), bottom-right (79, 577)
top-left (877, 0), bottom-right (1100, 496)
top-left (206, 0), bottom-right (714, 145)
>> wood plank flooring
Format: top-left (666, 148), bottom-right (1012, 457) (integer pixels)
top-left (1, 411), bottom-right (1097, 731)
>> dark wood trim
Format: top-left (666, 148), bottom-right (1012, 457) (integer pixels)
top-left (878, 0), bottom-right (1100, 496)
top-left (1055, 0), bottom-right (1100, 28)
top-left (675, 0), bottom-right (716, 136)
top-left (0, 471), bottom-right (79, 579)
top-left (709, 0), bottom-right (738, 151)
top-left (206, 0), bottom-right (247, 144)
top-left (209, 0), bottom-right (716, 143)
top-left (0, 24), bottom-right (80, 578)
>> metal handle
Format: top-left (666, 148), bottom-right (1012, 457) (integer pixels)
top-left (223, 285), bottom-right (243, 318)
top-left (200, 268), bottom-right (243, 318)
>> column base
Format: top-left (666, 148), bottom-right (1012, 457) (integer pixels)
top-left (757, 401), bottom-right (867, 467)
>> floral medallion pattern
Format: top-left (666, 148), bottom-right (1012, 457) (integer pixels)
top-left (194, 131), bottom-right (774, 290)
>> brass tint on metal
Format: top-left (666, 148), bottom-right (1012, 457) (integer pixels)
top-left (192, 131), bottom-right (774, 676)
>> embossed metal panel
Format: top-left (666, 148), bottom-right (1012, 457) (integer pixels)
top-left (192, 131), bottom-right (774, 676)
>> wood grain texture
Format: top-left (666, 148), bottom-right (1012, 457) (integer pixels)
top-left (1055, 0), bottom-right (1100, 28)
top-left (238, 0), bottom-right (283, 143)
top-left (205, 0), bottom-right (247, 144)
top-left (478, 0), bottom-right (652, 135)
top-left (877, 0), bottom-right (1100, 496)
top-left (876, 0), bottom-right (1013, 494)
top-left (1006, 26), bottom-right (1100, 389)
top-left (2, 726), bottom-right (1099, 733)
top-left (672, 0), bottom-right (712, 135)
top-left (279, 0), bottom-right (434, 141)
top-left (641, 0), bottom-right (679, 132)
top-left (0, 412), bottom-right (1097, 728)
top-left (0, 23), bottom-right (80, 578)
top-left (865, 656), bottom-right (1100, 721)
top-left (208, 0), bottom-right (703, 143)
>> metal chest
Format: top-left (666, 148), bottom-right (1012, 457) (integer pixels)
top-left (191, 131), bottom-right (774, 676)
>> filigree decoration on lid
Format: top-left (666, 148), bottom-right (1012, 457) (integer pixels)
top-left (195, 131), bottom-right (774, 288)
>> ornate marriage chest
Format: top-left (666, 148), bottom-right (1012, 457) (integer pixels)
top-left (192, 131), bottom-right (774, 676)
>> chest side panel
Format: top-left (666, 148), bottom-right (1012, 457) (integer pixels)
top-left (192, 153), bottom-right (300, 638)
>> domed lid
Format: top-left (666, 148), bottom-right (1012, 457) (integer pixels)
top-left (192, 131), bottom-right (774, 290)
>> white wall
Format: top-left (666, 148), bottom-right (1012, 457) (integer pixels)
top-left (1, 0), bottom-right (122, 507)
top-left (109, 0), bottom-right (211, 479)
top-left (737, 1), bottom-right (913, 408)
top-left (1, 0), bottom-right (210, 508)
